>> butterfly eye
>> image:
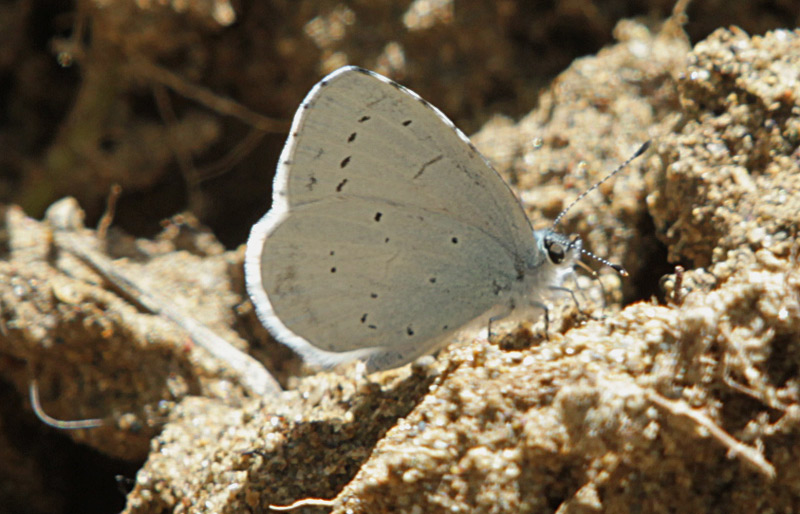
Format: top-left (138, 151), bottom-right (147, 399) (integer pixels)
top-left (544, 239), bottom-right (566, 264)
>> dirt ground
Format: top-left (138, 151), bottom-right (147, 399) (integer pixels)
top-left (1, 1), bottom-right (799, 513)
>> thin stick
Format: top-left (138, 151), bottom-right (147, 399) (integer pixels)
top-left (97, 183), bottom-right (122, 240)
top-left (29, 380), bottom-right (106, 430)
top-left (135, 59), bottom-right (288, 134)
top-left (269, 498), bottom-right (336, 511)
top-left (646, 390), bottom-right (776, 478)
top-left (52, 231), bottom-right (282, 397)
top-left (197, 129), bottom-right (268, 182)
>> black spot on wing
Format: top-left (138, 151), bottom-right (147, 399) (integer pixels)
top-left (402, 120), bottom-right (412, 126)
top-left (374, 212), bottom-right (382, 222)
top-left (358, 115), bottom-right (371, 123)
top-left (347, 132), bottom-right (357, 142)
top-left (340, 156), bottom-right (351, 168)
top-left (336, 178), bottom-right (348, 192)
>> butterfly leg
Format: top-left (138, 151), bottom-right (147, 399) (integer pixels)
top-left (571, 262), bottom-right (610, 313)
top-left (486, 303), bottom-right (516, 342)
top-left (548, 285), bottom-right (587, 318)
top-left (527, 301), bottom-right (550, 340)
top-left (568, 268), bottom-right (590, 306)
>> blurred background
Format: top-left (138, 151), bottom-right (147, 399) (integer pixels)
top-left (2, 0), bottom-right (798, 248)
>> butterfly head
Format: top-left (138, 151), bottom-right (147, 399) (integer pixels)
top-left (541, 141), bottom-right (650, 277)
top-left (541, 230), bottom-right (582, 267)
top-left (530, 229), bottom-right (582, 280)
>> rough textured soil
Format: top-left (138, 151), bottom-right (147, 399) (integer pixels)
top-left (1, 2), bottom-right (799, 514)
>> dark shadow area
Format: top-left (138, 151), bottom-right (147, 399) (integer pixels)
top-left (0, 377), bottom-right (142, 514)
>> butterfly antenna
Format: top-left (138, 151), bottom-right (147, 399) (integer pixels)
top-left (552, 140), bottom-right (651, 228)
top-left (554, 141), bottom-right (650, 276)
top-left (580, 248), bottom-right (629, 277)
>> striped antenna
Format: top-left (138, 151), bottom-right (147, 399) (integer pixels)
top-left (552, 140), bottom-right (651, 228)
top-left (554, 141), bottom-right (651, 276)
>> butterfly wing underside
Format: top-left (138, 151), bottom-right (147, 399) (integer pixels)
top-left (246, 67), bottom-right (537, 370)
